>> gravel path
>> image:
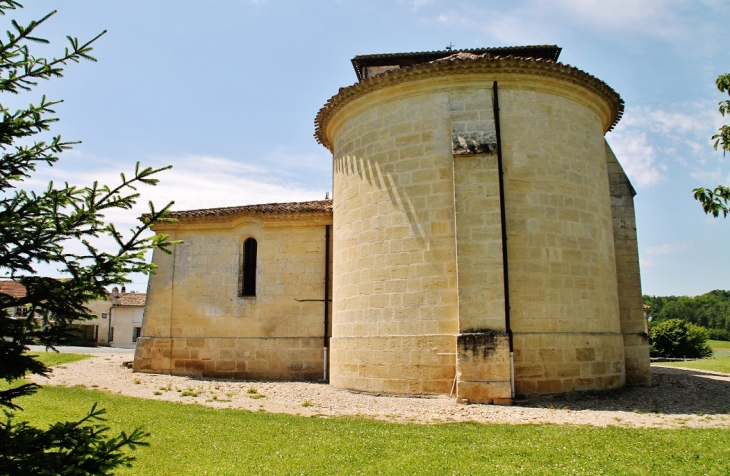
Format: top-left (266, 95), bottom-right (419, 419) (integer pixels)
top-left (31, 354), bottom-right (730, 429)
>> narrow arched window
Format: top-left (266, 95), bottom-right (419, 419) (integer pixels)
top-left (242, 238), bottom-right (257, 296)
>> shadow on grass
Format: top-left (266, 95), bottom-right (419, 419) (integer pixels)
top-left (519, 366), bottom-right (730, 416)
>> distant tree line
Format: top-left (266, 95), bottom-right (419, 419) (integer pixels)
top-left (644, 290), bottom-right (730, 341)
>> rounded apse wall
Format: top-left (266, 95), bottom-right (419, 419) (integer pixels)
top-left (317, 57), bottom-right (626, 396)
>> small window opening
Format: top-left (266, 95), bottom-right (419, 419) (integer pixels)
top-left (242, 237), bottom-right (257, 296)
top-left (133, 327), bottom-right (142, 342)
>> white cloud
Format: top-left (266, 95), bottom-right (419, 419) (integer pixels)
top-left (398, 0), bottom-right (433, 11)
top-left (607, 102), bottom-right (724, 188)
top-left (11, 150), bottom-right (329, 289)
top-left (547, 0), bottom-right (681, 39)
top-left (26, 152), bottom-right (328, 230)
top-left (142, 154), bottom-right (326, 212)
top-left (425, 1), bottom-right (675, 49)
top-left (689, 167), bottom-right (726, 183)
top-left (646, 243), bottom-right (687, 256)
top-left (620, 103), bottom-right (718, 138)
top-left (415, 0), bottom-right (723, 50)
top-left (431, 7), bottom-right (548, 46)
top-left (607, 130), bottom-right (666, 187)
top-left (641, 242), bottom-right (693, 267)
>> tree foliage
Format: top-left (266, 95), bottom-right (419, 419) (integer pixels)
top-left (649, 318), bottom-right (713, 359)
top-left (694, 73), bottom-right (730, 216)
top-left (644, 290), bottom-right (730, 334)
top-left (0, 2), bottom-right (178, 474)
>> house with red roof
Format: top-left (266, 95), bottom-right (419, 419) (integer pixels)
top-left (1, 280), bottom-right (145, 348)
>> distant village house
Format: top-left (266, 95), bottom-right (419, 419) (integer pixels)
top-left (0, 280), bottom-right (145, 348)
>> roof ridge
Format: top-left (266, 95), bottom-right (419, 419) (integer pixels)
top-left (351, 44), bottom-right (561, 60)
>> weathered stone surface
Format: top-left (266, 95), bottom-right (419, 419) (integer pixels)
top-left (133, 213), bottom-right (333, 381)
top-left (327, 66), bottom-right (637, 398)
top-left (606, 141), bottom-right (651, 386)
top-left (452, 131), bottom-right (498, 155)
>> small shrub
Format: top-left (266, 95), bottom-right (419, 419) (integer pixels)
top-left (302, 401), bottom-right (313, 408)
top-left (247, 387), bottom-right (258, 394)
top-left (649, 319), bottom-right (713, 358)
top-left (249, 394), bottom-right (265, 400)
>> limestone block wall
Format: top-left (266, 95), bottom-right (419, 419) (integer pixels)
top-left (330, 89), bottom-right (459, 395)
top-left (606, 141), bottom-right (651, 385)
top-left (500, 88), bottom-right (625, 395)
top-left (450, 89), bottom-right (512, 402)
top-left (134, 214), bottom-right (332, 380)
top-left (321, 60), bottom-right (632, 398)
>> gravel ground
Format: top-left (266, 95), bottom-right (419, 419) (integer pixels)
top-left (30, 354), bottom-right (730, 429)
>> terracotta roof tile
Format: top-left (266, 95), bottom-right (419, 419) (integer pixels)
top-left (429, 51), bottom-right (488, 62)
top-left (351, 45), bottom-right (561, 62)
top-left (0, 281), bottom-right (145, 307)
top-left (161, 199), bottom-right (333, 219)
top-left (114, 293), bottom-right (146, 307)
top-left (0, 280), bottom-right (26, 298)
top-left (351, 45), bottom-right (562, 80)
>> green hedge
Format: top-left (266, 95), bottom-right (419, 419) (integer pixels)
top-left (649, 319), bottom-right (713, 358)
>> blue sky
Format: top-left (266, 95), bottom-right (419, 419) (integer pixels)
top-left (7, 0), bottom-right (729, 296)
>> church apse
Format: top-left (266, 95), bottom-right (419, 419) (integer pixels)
top-left (134, 45), bottom-right (649, 404)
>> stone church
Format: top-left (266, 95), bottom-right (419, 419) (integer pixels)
top-left (134, 45), bottom-right (650, 404)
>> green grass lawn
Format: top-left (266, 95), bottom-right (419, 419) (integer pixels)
top-left (653, 340), bottom-right (730, 373)
top-left (7, 385), bottom-right (730, 475)
top-left (655, 355), bottom-right (730, 374)
top-left (709, 340), bottom-right (730, 349)
top-left (27, 351), bottom-right (92, 368)
top-left (709, 339), bottom-right (730, 352)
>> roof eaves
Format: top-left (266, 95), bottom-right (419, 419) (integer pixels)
top-left (147, 199), bottom-right (333, 220)
top-left (316, 55), bottom-right (623, 150)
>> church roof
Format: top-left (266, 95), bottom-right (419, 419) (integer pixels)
top-left (160, 199), bottom-right (333, 219)
top-left (351, 45), bottom-right (561, 81)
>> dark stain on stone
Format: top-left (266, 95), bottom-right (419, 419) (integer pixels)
top-left (288, 362), bottom-right (312, 372)
top-left (458, 329), bottom-right (508, 359)
top-left (576, 348), bottom-right (595, 362)
top-left (452, 132), bottom-right (498, 155)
